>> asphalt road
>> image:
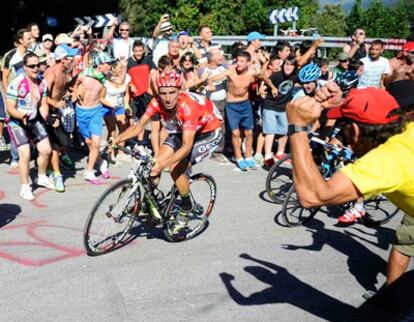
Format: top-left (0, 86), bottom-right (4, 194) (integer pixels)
top-left (0, 149), bottom-right (413, 322)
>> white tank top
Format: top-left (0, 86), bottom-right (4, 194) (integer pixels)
top-left (104, 74), bottom-right (130, 107)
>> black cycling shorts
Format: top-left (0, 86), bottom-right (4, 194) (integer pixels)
top-left (7, 118), bottom-right (49, 147)
top-left (46, 112), bottom-right (68, 150)
top-left (163, 129), bottom-right (222, 165)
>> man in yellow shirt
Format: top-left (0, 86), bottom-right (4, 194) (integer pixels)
top-left (286, 85), bottom-right (414, 290)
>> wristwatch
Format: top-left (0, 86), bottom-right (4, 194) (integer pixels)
top-left (287, 124), bottom-right (308, 136)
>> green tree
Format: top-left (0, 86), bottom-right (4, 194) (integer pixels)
top-left (346, 0), bottom-right (364, 34)
top-left (119, 0), bottom-right (171, 36)
top-left (363, 1), bottom-right (409, 39)
top-left (119, 0), bottom-right (322, 37)
top-left (313, 4), bottom-right (347, 37)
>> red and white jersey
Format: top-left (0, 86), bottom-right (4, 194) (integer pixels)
top-left (145, 92), bottom-right (222, 134)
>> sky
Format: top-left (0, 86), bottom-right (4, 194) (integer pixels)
top-left (320, 0), bottom-right (400, 12)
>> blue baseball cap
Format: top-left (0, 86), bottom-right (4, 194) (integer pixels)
top-left (247, 31), bottom-right (265, 42)
top-left (53, 44), bottom-right (79, 60)
top-left (178, 31), bottom-right (189, 38)
top-left (59, 43), bottom-right (79, 57)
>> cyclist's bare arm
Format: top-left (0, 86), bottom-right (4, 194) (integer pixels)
top-left (114, 113), bottom-right (151, 145)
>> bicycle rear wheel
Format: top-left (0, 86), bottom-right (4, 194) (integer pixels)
top-left (362, 195), bottom-right (401, 226)
top-left (164, 173), bottom-right (216, 242)
top-left (281, 184), bottom-right (319, 227)
top-left (84, 179), bottom-right (141, 256)
top-left (265, 153), bottom-right (292, 203)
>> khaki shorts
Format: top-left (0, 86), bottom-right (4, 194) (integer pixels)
top-left (394, 214), bottom-right (414, 257)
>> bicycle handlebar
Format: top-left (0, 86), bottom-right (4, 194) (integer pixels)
top-left (309, 136), bottom-right (354, 161)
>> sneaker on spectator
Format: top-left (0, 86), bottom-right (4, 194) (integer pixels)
top-left (0, 136), bottom-right (9, 151)
top-left (10, 159), bottom-right (18, 169)
top-left (54, 175), bottom-right (65, 193)
top-left (337, 207), bottom-right (366, 224)
top-left (36, 175), bottom-right (55, 190)
top-left (20, 184), bottom-right (34, 200)
top-left (60, 155), bottom-right (75, 169)
top-left (253, 154), bottom-right (264, 166)
top-left (264, 158), bottom-right (275, 169)
top-left (237, 159), bottom-right (248, 171)
top-left (245, 159), bottom-right (257, 170)
top-left (99, 160), bottom-right (110, 179)
top-left (84, 171), bottom-right (100, 185)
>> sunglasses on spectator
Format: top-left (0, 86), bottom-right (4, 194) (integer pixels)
top-left (120, 29), bottom-right (129, 32)
top-left (184, 58), bottom-right (193, 62)
top-left (340, 59), bottom-right (350, 63)
top-left (409, 51), bottom-right (414, 55)
top-left (26, 63), bottom-right (41, 69)
top-left (358, 32), bottom-right (365, 36)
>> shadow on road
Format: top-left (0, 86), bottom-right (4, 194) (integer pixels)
top-left (0, 203), bottom-right (22, 228)
top-left (220, 253), bottom-right (414, 321)
top-left (282, 218), bottom-right (387, 292)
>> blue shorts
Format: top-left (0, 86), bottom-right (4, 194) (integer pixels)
top-left (262, 109), bottom-right (288, 135)
top-left (103, 105), bottom-right (126, 117)
top-left (225, 100), bottom-right (253, 131)
top-left (76, 104), bottom-right (104, 139)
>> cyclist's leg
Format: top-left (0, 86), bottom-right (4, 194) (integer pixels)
top-left (150, 137), bottom-right (176, 186)
top-left (174, 129), bottom-right (222, 211)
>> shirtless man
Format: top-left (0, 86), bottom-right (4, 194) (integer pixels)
top-left (208, 51), bottom-right (262, 171)
top-left (43, 44), bottom-right (77, 192)
top-left (385, 41), bottom-right (414, 86)
top-left (73, 51), bottom-right (113, 184)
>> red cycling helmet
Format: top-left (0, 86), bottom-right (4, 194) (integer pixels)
top-left (155, 70), bottom-right (183, 89)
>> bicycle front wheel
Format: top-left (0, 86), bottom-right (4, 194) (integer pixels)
top-left (363, 195), bottom-right (401, 226)
top-left (281, 184), bottom-right (319, 227)
top-left (164, 173), bottom-right (216, 242)
top-left (265, 153), bottom-right (292, 203)
top-left (84, 178), bottom-right (141, 256)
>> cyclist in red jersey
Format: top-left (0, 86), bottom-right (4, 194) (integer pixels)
top-left (114, 70), bottom-right (222, 227)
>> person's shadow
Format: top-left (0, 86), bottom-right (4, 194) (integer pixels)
top-left (220, 253), bottom-right (387, 321)
top-left (0, 203), bottom-right (22, 227)
top-left (282, 218), bottom-right (387, 292)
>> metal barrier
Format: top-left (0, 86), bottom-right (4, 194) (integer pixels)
top-left (178, 35), bottom-right (406, 51)
top-left (134, 35), bottom-right (407, 51)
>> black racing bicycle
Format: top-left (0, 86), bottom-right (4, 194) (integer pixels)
top-left (83, 144), bottom-right (217, 256)
top-left (266, 135), bottom-right (401, 227)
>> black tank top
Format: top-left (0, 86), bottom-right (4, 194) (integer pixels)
top-left (347, 42), bottom-right (367, 60)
